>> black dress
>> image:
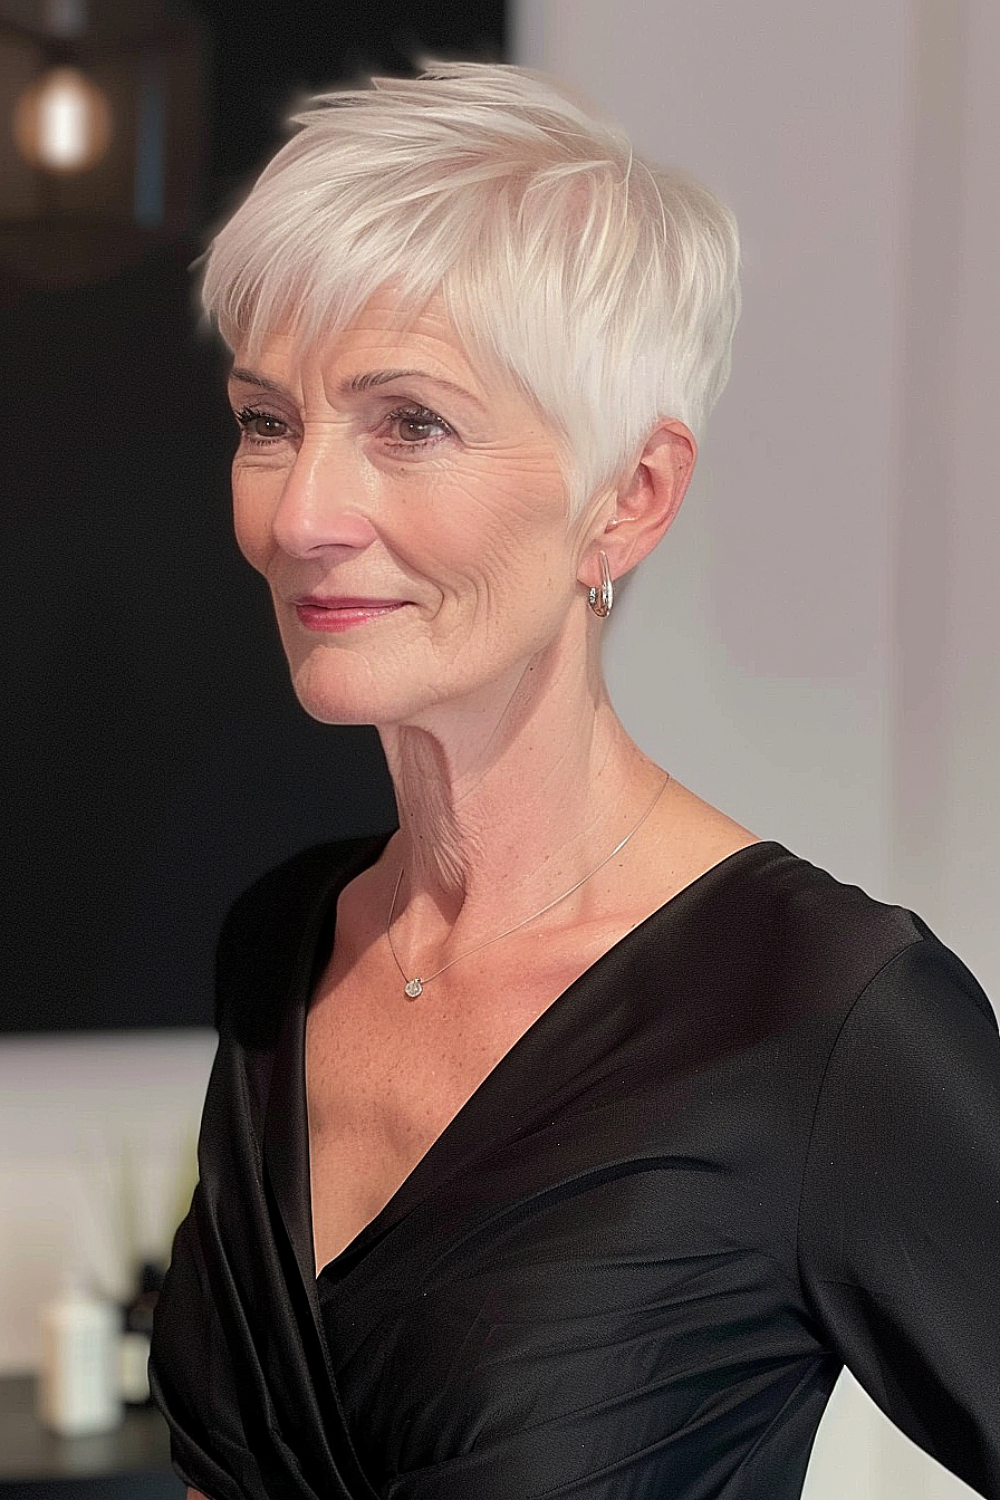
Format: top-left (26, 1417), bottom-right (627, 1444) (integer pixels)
top-left (149, 833), bottom-right (1000, 1500)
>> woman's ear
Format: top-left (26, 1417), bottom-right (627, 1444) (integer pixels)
top-left (577, 419), bottom-right (697, 592)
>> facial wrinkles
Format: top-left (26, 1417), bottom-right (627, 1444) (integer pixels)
top-left (426, 478), bottom-right (564, 655)
top-left (232, 292), bottom-right (582, 668)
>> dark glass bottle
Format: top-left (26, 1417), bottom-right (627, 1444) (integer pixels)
top-left (119, 1261), bottom-right (164, 1406)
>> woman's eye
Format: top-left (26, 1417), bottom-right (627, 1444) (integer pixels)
top-left (385, 406), bottom-right (453, 447)
top-left (232, 402), bottom-right (451, 451)
top-left (234, 406), bottom-right (289, 444)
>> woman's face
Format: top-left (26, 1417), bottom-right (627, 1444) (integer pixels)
top-left (227, 287), bottom-right (598, 728)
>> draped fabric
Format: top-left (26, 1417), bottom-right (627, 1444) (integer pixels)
top-left (150, 835), bottom-right (1000, 1500)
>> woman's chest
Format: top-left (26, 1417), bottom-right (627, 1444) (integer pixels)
top-left (316, 1066), bottom-right (823, 1496)
top-left (304, 929), bottom-right (624, 1270)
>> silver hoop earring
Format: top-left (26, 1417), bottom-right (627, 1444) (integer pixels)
top-left (588, 550), bottom-right (614, 618)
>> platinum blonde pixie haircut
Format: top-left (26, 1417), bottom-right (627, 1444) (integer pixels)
top-left (202, 62), bottom-right (740, 514)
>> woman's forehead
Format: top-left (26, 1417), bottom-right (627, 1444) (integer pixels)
top-left (231, 288), bottom-right (512, 403)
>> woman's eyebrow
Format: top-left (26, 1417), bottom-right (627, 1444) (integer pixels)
top-left (228, 364), bottom-right (488, 415)
top-left (228, 367), bottom-right (292, 396)
top-left (341, 368), bottom-right (486, 412)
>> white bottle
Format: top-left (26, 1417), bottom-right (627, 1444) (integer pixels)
top-left (37, 1273), bottom-right (122, 1436)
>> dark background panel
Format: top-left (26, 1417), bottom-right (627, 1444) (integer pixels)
top-left (2, 0), bottom-right (506, 1032)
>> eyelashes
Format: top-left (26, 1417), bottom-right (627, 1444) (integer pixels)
top-left (232, 403), bottom-right (454, 452)
top-left (234, 406), bottom-right (288, 445)
top-left (387, 405), bottom-right (453, 446)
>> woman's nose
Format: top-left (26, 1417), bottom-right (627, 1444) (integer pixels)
top-left (270, 439), bottom-right (379, 557)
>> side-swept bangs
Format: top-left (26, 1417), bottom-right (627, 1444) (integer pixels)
top-left (200, 63), bottom-right (740, 514)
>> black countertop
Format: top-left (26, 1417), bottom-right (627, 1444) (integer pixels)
top-left (0, 1375), bottom-right (182, 1498)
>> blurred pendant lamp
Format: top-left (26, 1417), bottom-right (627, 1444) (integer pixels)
top-left (0, 0), bottom-right (205, 289)
top-left (15, 49), bottom-right (113, 173)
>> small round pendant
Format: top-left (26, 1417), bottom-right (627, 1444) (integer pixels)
top-left (404, 977), bottom-right (423, 999)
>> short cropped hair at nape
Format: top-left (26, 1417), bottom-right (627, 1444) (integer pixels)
top-left (201, 62), bottom-right (740, 514)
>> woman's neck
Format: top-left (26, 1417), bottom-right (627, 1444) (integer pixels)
top-left (376, 649), bottom-right (666, 954)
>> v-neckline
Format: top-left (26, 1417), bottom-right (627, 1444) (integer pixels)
top-left (264, 832), bottom-right (792, 1291)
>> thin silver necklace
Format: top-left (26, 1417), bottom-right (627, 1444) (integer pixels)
top-left (385, 772), bottom-right (670, 999)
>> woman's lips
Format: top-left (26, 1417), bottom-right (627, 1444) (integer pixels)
top-left (292, 596), bottom-right (409, 632)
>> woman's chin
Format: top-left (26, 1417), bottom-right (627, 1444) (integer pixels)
top-left (287, 659), bottom-right (414, 728)
top-left (289, 680), bottom-right (387, 727)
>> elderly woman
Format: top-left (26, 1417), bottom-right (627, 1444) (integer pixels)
top-left (149, 63), bottom-right (999, 1500)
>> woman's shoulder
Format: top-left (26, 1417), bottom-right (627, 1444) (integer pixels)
top-left (222, 830), bottom-right (390, 923)
top-left (213, 829), bottom-right (395, 1038)
top-left (653, 785), bottom-right (933, 1002)
top-left (745, 841), bottom-right (922, 958)
top-left (682, 835), bottom-right (994, 1038)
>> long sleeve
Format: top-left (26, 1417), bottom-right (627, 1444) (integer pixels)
top-left (798, 931), bottom-right (1000, 1498)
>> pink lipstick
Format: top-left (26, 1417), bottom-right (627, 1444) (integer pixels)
top-left (293, 595), bottom-right (409, 632)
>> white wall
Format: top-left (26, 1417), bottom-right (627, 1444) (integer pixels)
top-left (515, 2), bottom-right (997, 1498)
top-left (517, 0), bottom-right (903, 894)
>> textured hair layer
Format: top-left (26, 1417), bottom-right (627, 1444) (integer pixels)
top-left (201, 62), bottom-right (741, 512)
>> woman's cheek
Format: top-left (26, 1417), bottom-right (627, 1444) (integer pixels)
top-left (231, 467), bottom-right (278, 576)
